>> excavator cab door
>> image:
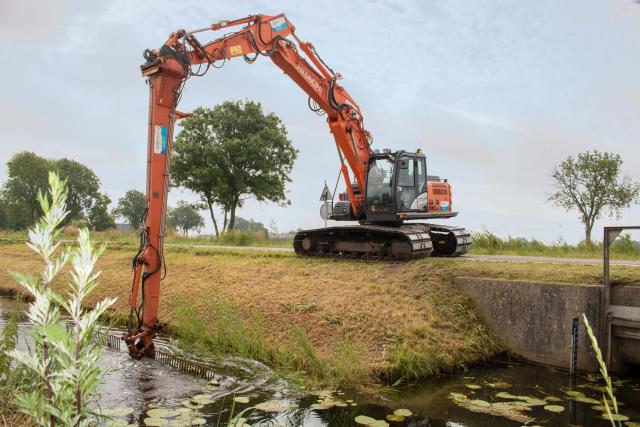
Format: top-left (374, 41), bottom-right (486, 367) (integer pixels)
top-left (395, 155), bottom-right (426, 212)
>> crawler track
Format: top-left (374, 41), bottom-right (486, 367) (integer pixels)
top-left (293, 223), bottom-right (471, 261)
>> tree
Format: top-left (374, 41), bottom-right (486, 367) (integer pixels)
top-left (113, 190), bottom-right (146, 229)
top-left (87, 193), bottom-right (115, 231)
top-left (1, 152), bottom-right (113, 229)
top-left (172, 101), bottom-right (298, 234)
top-left (549, 151), bottom-right (640, 243)
top-left (234, 217), bottom-right (269, 236)
top-left (167, 201), bottom-right (204, 236)
top-left (0, 152), bottom-right (50, 228)
top-left (53, 158), bottom-right (113, 229)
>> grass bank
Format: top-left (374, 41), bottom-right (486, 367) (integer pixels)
top-left (2, 244), bottom-right (639, 387)
top-left (468, 229), bottom-right (640, 259)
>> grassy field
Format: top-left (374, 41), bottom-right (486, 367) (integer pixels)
top-left (1, 243), bottom-right (639, 387)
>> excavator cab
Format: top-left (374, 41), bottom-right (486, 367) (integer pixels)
top-left (331, 150), bottom-right (458, 224)
top-left (362, 150), bottom-right (457, 223)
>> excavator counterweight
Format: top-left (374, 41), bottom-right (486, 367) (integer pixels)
top-left (123, 13), bottom-right (471, 359)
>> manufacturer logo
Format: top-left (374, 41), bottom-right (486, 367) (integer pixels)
top-left (295, 63), bottom-right (323, 93)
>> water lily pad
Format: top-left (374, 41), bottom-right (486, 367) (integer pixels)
top-left (576, 397), bottom-right (600, 405)
top-left (190, 418), bottom-right (207, 426)
top-left (386, 414), bottom-right (405, 422)
top-left (487, 381), bottom-right (511, 389)
top-left (180, 400), bottom-right (203, 410)
top-left (565, 390), bottom-right (586, 399)
top-left (335, 401), bottom-right (348, 407)
top-left (393, 409), bottom-right (412, 417)
top-left (233, 396), bottom-right (250, 404)
top-left (625, 422), bottom-right (640, 427)
top-left (355, 415), bottom-right (377, 425)
top-left (495, 392), bottom-right (518, 399)
top-left (167, 421), bottom-right (190, 427)
top-left (522, 397), bottom-right (547, 406)
top-left (147, 409), bottom-right (169, 418)
top-left (209, 378), bottom-right (220, 385)
top-left (544, 405), bottom-right (565, 413)
top-left (144, 418), bottom-right (168, 426)
top-left (255, 400), bottom-right (296, 412)
top-left (192, 394), bottom-right (213, 401)
top-left (601, 414), bottom-right (629, 422)
top-left (465, 384), bottom-right (481, 390)
top-left (544, 396), bottom-right (563, 402)
top-left (450, 392), bottom-right (466, 399)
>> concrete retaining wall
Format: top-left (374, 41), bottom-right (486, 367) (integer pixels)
top-left (455, 278), bottom-right (640, 372)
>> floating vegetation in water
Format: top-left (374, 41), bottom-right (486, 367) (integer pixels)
top-left (486, 381), bottom-right (511, 389)
top-left (448, 394), bottom-right (534, 424)
top-left (579, 383), bottom-right (613, 393)
top-left (600, 413), bottom-right (629, 422)
top-left (254, 400), bottom-right (298, 413)
top-left (564, 390), bottom-right (586, 399)
top-left (465, 384), bottom-right (481, 390)
top-left (354, 414), bottom-right (389, 426)
top-left (543, 396), bottom-right (563, 402)
top-left (543, 404), bottom-right (565, 413)
top-left (495, 392), bottom-right (518, 399)
top-left (143, 418), bottom-right (168, 426)
top-left (147, 408), bottom-right (170, 418)
top-left (181, 400), bottom-right (204, 410)
top-left (233, 396), bottom-right (250, 404)
top-left (575, 396), bottom-right (601, 405)
top-left (386, 414), bottom-right (405, 422)
top-left (393, 409), bottom-right (412, 417)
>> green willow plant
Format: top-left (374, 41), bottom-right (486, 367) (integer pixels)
top-left (582, 314), bottom-right (623, 427)
top-left (6, 172), bottom-right (116, 427)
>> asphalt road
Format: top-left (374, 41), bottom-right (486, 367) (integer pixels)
top-left (163, 243), bottom-right (640, 267)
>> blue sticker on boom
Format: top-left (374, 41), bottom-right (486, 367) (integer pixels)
top-left (270, 17), bottom-right (287, 32)
top-left (154, 125), bottom-right (167, 154)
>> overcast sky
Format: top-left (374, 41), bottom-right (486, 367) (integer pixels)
top-left (1, 0), bottom-right (639, 243)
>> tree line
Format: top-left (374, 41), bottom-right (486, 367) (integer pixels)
top-left (1, 99), bottom-right (297, 238)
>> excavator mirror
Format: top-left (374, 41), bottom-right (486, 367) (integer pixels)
top-left (399, 159), bottom-right (409, 169)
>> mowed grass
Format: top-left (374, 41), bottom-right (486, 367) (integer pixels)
top-left (1, 244), bottom-right (638, 385)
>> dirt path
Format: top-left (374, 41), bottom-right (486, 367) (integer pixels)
top-left (162, 243), bottom-right (640, 267)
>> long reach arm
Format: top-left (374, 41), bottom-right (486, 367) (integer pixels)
top-left (124, 14), bottom-right (373, 358)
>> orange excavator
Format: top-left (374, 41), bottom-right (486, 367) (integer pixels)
top-left (123, 14), bottom-right (471, 359)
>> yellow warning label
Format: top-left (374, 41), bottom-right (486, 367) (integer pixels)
top-left (230, 45), bottom-right (243, 55)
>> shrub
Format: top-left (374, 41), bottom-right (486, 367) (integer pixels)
top-left (6, 172), bottom-right (116, 426)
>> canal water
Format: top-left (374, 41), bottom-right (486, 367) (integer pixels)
top-left (1, 297), bottom-right (639, 427)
